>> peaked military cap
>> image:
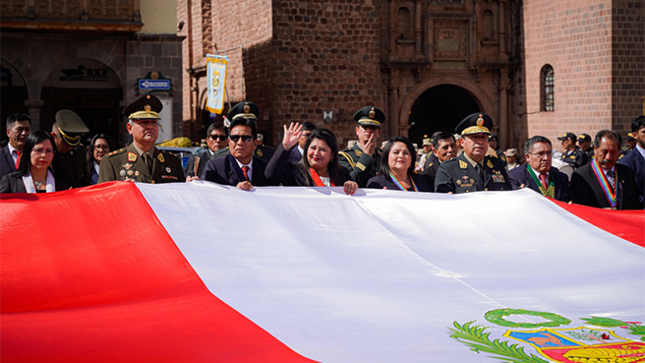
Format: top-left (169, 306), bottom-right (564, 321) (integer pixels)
top-left (123, 94), bottom-right (163, 120)
top-left (488, 133), bottom-right (499, 142)
top-left (577, 133), bottom-right (591, 142)
top-left (54, 109), bottom-right (89, 147)
top-left (557, 132), bottom-right (577, 141)
top-left (455, 112), bottom-right (493, 136)
top-left (626, 132), bottom-right (636, 141)
top-left (228, 101), bottom-right (260, 122)
top-left (354, 106), bottom-right (385, 127)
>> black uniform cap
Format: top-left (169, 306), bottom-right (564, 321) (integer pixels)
top-left (577, 133), bottom-right (591, 142)
top-left (123, 94), bottom-right (163, 120)
top-left (557, 132), bottom-right (577, 141)
top-left (354, 106), bottom-right (386, 127)
top-left (455, 113), bottom-right (493, 136)
top-left (55, 109), bottom-right (89, 147)
top-left (228, 101), bottom-right (260, 122)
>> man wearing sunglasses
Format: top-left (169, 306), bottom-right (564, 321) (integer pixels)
top-left (98, 94), bottom-right (184, 184)
top-left (200, 101), bottom-right (296, 191)
top-left (186, 122), bottom-right (228, 179)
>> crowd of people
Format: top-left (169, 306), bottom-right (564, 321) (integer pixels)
top-left (1, 93), bottom-right (643, 211)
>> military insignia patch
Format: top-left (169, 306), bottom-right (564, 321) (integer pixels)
top-left (124, 163), bottom-right (132, 170)
top-left (157, 153), bottom-right (165, 163)
top-left (459, 160), bottom-right (468, 169)
top-left (257, 149), bottom-right (264, 157)
top-left (477, 114), bottom-right (484, 126)
top-left (127, 170), bottom-right (133, 176)
top-left (166, 167), bottom-right (171, 173)
top-left (450, 309), bottom-right (645, 363)
top-left (487, 160), bottom-right (494, 169)
top-left (355, 149), bottom-right (363, 157)
top-left (134, 171), bottom-right (141, 176)
top-left (369, 108), bottom-right (376, 119)
top-left (120, 170), bottom-right (126, 177)
top-left (127, 152), bottom-right (137, 162)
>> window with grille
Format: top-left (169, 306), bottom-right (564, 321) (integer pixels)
top-left (541, 65), bottom-right (554, 112)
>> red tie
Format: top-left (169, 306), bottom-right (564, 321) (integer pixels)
top-left (14, 150), bottom-right (20, 169)
top-left (241, 166), bottom-right (250, 182)
top-left (539, 173), bottom-right (548, 189)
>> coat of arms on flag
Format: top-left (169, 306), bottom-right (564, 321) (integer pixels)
top-left (205, 55), bottom-right (227, 114)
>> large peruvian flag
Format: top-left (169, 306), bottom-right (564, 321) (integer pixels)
top-left (1, 182), bottom-right (644, 362)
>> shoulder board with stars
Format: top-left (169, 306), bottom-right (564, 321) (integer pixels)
top-left (108, 148), bottom-right (126, 157)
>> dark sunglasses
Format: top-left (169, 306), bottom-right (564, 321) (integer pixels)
top-left (209, 135), bottom-right (227, 141)
top-left (229, 135), bottom-right (254, 143)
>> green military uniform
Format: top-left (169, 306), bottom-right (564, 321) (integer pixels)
top-left (435, 112), bottom-right (511, 193)
top-left (51, 109), bottom-right (91, 188)
top-left (338, 144), bottom-right (382, 188)
top-left (98, 144), bottom-right (184, 183)
top-left (338, 106), bottom-right (386, 187)
top-left (98, 93), bottom-right (184, 184)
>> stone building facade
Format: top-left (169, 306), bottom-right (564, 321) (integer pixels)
top-left (1, 0), bottom-right (184, 147)
top-left (180, 0), bottom-right (644, 150)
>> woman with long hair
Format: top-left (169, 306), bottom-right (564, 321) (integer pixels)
top-left (0, 130), bottom-right (70, 193)
top-left (366, 136), bottom-right (431, 192)
top-left (267, 127), bottom-right (358, 195)
top-left (86, 133), bottom-right (114, 185)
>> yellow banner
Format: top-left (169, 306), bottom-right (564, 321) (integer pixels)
top-left (206, 55), bottom-right (228, 114)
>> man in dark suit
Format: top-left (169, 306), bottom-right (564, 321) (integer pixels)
top-left (421, 132), bottom-right (456, 189)
top-left (508, 135), bottom-right (572, 202)
top-left (617, 115), bottom-right (645, 206)
top-left (50, 110), bottom-right (91, 188)
top-left (185, 122), bottom-right (228, 178)
top-left (1, 113), bottom-right (31, 181)
top-left (200, 101), bottom-right (297, 190)
top-left (570, 130), bottom-right (641, 210)
top-left (435, 113), bottom-right (511, 193)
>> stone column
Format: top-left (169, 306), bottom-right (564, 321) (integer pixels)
top-left (415, 0), bottom-right (422, 59)
top-left (499, 70), bottom-right (510, 149)
top-left (389, 0), bottom-right (396, 61)
top-left (498, 0), bottom-right (508, 62)
top-left (25, 99), bottom-right (45, 131)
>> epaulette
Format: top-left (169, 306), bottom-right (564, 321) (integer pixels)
top-left (107, 148), bottom-right (126, 157)
top-left (161, 150), bottom-right (178, 158)
top-left (338, 150), bottom-right (356, 169)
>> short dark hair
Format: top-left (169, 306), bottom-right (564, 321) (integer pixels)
top-left (229, 118), bottom-right (257, 139)
top-left (631, 115), bottom-right (645, 133)
top-left (302, 122), bottom-right (316, 132)
top-left (300, 129), bottom-right (342, 185)
top-left (432, 132), bottom-right (455, 149)
top-left (18, 130), bottom-right (57, 175)
top-left (6, 113), bottom-right (31, 129)
top-left (206, 122), bottom-right (227, 137)
top-left (593, 130), bottom-right (621, 148)
top-left (378, 136), bottom-right (417, 176)
top-left (524, 136), bottom-right (551, 155)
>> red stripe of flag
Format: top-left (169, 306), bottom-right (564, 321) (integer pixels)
top-left (0, 182), bottom-right (316, 363)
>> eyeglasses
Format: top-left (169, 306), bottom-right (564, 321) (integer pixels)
top-left (229, 135), bottom-right (254, 143)
top-left (94, 145), bottom-right (110, 150)
top-left (530, 151), bottom-right (552, 159)
top-left (210, 134), bottom-right (227, 141)
top-left (32, 148), bottom-right (55, 155)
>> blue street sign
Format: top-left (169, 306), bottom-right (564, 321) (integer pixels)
top-left (138, 79), bottom-right (171, 90)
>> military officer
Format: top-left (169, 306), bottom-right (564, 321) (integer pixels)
top-left (50, 110), bottom-right (91, 188)
top-left (434, 113), bottom-right (511, 193)
top-left (254, 133), bottom-right (275, 162)
top-left (338, 106), bottom-right (385, 187)
top-left (488, 134), bottom-right (507, 165)
top-left (98, 94), bottom-right (184, 184)
top-left (557, 132), bottom-right (587, 169)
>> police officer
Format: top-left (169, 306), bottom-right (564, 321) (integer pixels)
top-left (577, 133), bottom-right (594, 163)
top-left (557, 132), bottom-right (587, 169)
top-left (434, 113), bottom-right (511, 193)
top-left (98, 94), bottom-right (184, 184)
top-left (50, 110), bottom-right (91, 188)
top-left (338, 106), bottom-right (385, 187)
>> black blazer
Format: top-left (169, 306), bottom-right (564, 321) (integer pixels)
top-left (366, 172), bottom-right (432, 192)
top-left (570, 163), bottom-right (641, 210)
top-left (0, 170), bottom-right (71, 193)
top-left (0, 146), bottom-right (18, 182)
top-left (618, 148), bottom-right (645, 206)
top-left (201, 154), bottom-right (281, 187)
top-left (185, 150), bottom-right (214, 177)
top-left (508, 164), bottom-right (572, 202)
top-left (435, 154), bottom-right (511, 193)
top-left (266, 144), bottom-right (351, 187)
top-left (420, 159), bottom-right (441, 191)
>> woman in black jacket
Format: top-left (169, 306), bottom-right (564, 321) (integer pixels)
top-left (366, 136), bottom-right (431, 192)
top-left (267, 128), bottom-right (358, 195)
top-left (0, 130), bottom-right (70, 193)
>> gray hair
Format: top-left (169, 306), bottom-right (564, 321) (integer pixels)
top-left (524, 135), bottom-right (551, 155)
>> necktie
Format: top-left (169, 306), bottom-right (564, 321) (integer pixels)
top-left (539, 173), bottom-right (548, 189)
top-left (14, 150), bottom-right (20, 169)
top-left (476, 163), bottom-right (484, 181)
top-left (143, 153), bottom-right (152, 172)
top-left (606, 170), bottom-right (615, 188)
top-left (241, 165), bottom-right (250, 182)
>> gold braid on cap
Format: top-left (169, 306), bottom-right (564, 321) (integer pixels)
top-left (57, 125), bottom-right (81, 147)
top-left (461, 125), bottom-right (490, 135)
top-left (129, 104), bottom-right (160, 120)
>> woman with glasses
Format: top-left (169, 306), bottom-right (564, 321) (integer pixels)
top-left (366, 136), bottom-right (431, 192)
top-left (267, 128), bottom-right (359, 195)
top-left (0, 130), bottom-right (71, 193)
top-left (86, 133), bottom-right (114, 185)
